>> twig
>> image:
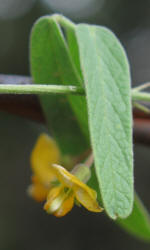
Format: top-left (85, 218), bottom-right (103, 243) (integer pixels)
top-left (133, 102), bottom-right (150, 114)
top-left (1, 74), bottom-right (150, 146)
top-left (84, 153), bottom-right (94, 168)
top-left (133, 82), bottom-right (150, 92)
top-left (0, 74), bottom-right (45, 123)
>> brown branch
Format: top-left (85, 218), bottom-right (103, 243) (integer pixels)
top-left (0, 94), bottom-right (45, 123)
top-left (0, 74), bottom-right (150, 146)
top-left (0, 74), bottom-right (45, 123)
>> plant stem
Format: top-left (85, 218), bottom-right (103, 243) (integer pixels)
top-left (84, 154), bottom-right (94, 169)
top-left (133, 102), bottom-right (150, 114)
top-left (1, 75), bottom-right (150, 103)
top-left (133, 82), bottom-right (150, 92)
top-left (0, 84), bottom-right (84, 95)
top-left (52, 14), bottom-right (75, 29)
top-left (132, 90), bottom-right (150, 102)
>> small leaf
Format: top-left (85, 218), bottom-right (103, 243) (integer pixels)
top-left (75, 24), bottom-right (133, 219)
top-left (118, 194), bottom-right (150, 241)
top-left (30, 16), bottom-right (88, 155)
top-left (89, 170), bottom-right (150, 241)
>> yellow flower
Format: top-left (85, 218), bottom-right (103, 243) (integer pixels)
top-left (28, 133), bottom-right (103, 217)
top-left (28, 133), bottom-right (60, 202)
top-left (44, 164), bottom-right (103, 217)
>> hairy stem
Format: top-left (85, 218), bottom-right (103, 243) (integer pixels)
top-left (132, 91), bottom-right (150, 102)
top-left (0, 84), bottom-right (84, 95)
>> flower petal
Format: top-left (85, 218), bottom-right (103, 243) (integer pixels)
top-left (54, 193), bottom-right (74, 217)
top-left (27, 176), bottom-right (48, 202)
top-left (44, 186), bottom-right (62, 213)
top-left (51, 164), bottom-right (103, 213)
top-left (44, 186), bottom-right (74, 217)
top-left (74, 186), bottom-right (103, 212)
top-left (51, 164), bottom-right (81, 188)
top-left (31, 134), bottom-right (60, 185)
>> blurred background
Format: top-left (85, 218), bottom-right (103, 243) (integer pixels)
top-left (0, 0), bottom-right (150, 249)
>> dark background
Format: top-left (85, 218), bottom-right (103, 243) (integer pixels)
top-left (0, 0), bottom-right (150, 249)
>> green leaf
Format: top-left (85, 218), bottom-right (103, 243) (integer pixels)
top-left (30, 14), bottom-right (150, 240)
top-left (89, 170), bottom-right (150, 241)
top-left (75, 24), bottom-right (133, 219)
top-left (118, 194), bottom-right (150, 241)
top-left (64, 23), bottom-right (84, 81)
top-left (30, 16), bottom-right (88, 155)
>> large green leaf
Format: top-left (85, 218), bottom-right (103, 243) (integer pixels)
top-left (118, 194), bottom-right (150, 241)
top-left (75, 24), bottom-right (133, 219)
top-left (88, 169), bottom-right (150, 240)
top-left (30, 17), bottom-right (88, 155)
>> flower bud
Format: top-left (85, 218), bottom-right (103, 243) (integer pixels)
top-left (71, 164), bottom-right (91, 183)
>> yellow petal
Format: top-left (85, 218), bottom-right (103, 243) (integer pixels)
top-left (44, 186), bottom-right (74, 217)
top-left (74, 186), bottom-right (103, 212)
top-left (51, 164), bottom-right (103, 213)
top-left (54, 193), bottom-right (74, 217)
top-left (44, 186), bottom-right (62, 213)
top-left (31, 134), bottom-right (60, 185)
top-left (51, 164), bottom-right (80, 187)
top-left (27, 176), bottom-right (48, 202)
